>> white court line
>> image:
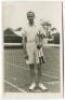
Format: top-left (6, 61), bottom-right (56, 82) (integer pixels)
top-left (4, 80), bottom-right (27, 93)
top-left (44, 81), bottom-right (59, 85)
top-left (4, 80), bottom-right (59, 93)
top-left (5, 62), bottom-right (58, 80)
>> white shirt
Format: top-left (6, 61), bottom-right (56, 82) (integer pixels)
top-left (13, 23), bottom-right (46, 42)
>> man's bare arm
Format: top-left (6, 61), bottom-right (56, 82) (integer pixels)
top-left (23, 36), bottom-right (28, 59)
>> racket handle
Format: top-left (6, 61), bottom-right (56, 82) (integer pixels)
top-left (39, 56), bottom-right (45, 64)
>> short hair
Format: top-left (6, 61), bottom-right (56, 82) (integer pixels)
top-left (27, 11), bottom-right (35, 17)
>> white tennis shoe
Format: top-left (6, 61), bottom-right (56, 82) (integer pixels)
top-left (29, 82), bottom-right (36, 91)
top-left (38, 83), bottom-right (47, 91)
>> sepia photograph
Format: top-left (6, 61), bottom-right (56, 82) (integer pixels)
top-left (2, 1), bottom-right (64, 98)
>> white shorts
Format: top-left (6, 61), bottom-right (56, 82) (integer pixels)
top-left (26, 42), bottom-right (44, 64)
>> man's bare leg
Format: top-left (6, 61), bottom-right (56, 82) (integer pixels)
top-left (37, 63), bottom-right (47, 91)
top-left (37, 63), bottom-right (42, 84)
top-left (29, 64), bottom-right (36, 90)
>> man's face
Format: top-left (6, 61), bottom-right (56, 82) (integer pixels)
top-left (27, 12), bottom-right (35, 22)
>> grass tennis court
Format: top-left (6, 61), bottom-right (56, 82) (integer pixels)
top-left (4, 46), bottom-right (60, 93)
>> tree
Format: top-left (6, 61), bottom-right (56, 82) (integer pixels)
top-left (51, 27), bottom-right (56, 31)
top-left (41, 21), bottom-right (52, 38)
top-left (51, 27), bottom-right (60, 44)
top-left (41, 20), bottom-right (60, 44)
top-left (4, 28), bottom-right (22, 43)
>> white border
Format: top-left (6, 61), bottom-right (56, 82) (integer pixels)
top-left (0, 0), bottom-right (4, 100)
top-left (0, 0), bottom-right (64, 100)
top-left (1, 0), bottom-right (65, 2)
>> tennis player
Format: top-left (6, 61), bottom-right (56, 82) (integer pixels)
top-left (13, 11), bottom-right (47, 91)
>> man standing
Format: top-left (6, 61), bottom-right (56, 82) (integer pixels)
top-left (13, 11), bottom-right (47, 91)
